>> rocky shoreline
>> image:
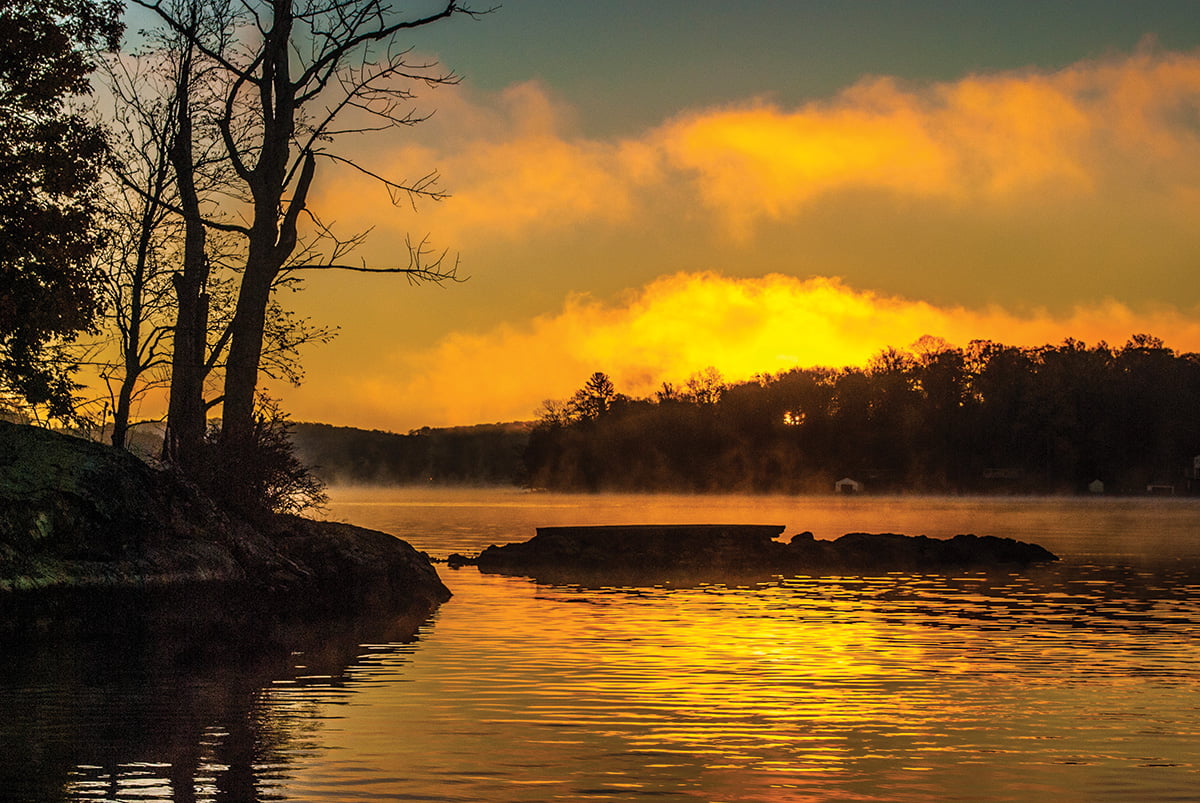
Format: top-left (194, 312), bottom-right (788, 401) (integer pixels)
top-left (449, 524), bottom-right (1059, 583)
top-left (0, 421), bottom-right (449, 612)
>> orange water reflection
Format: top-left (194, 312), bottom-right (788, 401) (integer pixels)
top-left (279, 543), bottom-right (1199, 801)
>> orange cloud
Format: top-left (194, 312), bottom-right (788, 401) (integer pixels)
top-left (285, 272), bottom-right (1200, 430)
top-left (311, 49), bottom-right (1200, 245)
top-left (310, 81), bottom-right (657, 247)
top-left (653, 71), bottom-right (1101, 233)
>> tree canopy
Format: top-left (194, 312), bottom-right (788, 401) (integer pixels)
top-left (0, 1), bottom-right (122, 418)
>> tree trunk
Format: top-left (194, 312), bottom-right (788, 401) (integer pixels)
top-left (111, 153), bottom-right (169, 452)
top-left (219, 257), bottom-right (274, 449)
top-left (217, 1), bottom-right (300, 453)
top-left (163, 45), bottom-right (210, 467)
top-left (110, 298), bottom-right (141, 451)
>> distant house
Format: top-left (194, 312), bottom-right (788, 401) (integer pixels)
top-left (835, 477), bottom-right (863, 494)
top-left (1088, 479), bottom-right (1105, 495)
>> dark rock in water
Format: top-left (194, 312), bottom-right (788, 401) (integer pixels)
top-left (788, 531), bottom-right (1059, 572)
top-left (462, 523), bottom-right (1058, 584)
top-left (0, 421), bottom-right (449, 611)
top-left (475, 524), bottom-right (788, 572)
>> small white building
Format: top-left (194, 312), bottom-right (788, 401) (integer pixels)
top-left (835, 477), bottom-right (863, 494)
top-left (1088, 479), bottom-right (1105, 495)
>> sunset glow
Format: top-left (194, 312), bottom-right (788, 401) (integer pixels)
top-left (282, 271), bottom-right (1200, 430)
top-left (279, 40), bottom-right (1200, 432)
top-left (313, 49), bottom-right (1200, 243)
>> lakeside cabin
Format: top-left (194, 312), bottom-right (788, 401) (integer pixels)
top-left (835, 477), bottom-right (863, 494)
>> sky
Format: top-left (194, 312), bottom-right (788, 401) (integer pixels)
top-left (153, 1), bottom-right (1200, 431)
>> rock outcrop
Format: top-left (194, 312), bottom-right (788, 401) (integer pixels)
top-left (0, 421), bottom-right (449, 610)
top-left (450, 523), bottom-right (1058, 583)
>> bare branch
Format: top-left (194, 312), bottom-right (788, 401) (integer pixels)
top-left (293, 2), bottom-right (465, 93)
top-left (286, 234), bottom-right (466, 285)
top-left (131, 0), bottom-right (257, 81)
top-left (315, 151), bottom-right (448, 209)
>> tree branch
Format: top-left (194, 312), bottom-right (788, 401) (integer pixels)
top-left (293, 2), bottom-right (467, 92)
top-left (286, 234), bottom-right (465, 285)
top-left (315, 151), bottom-right (447, 207)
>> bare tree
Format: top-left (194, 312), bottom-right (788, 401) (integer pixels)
top-left (132, 0), bottom-right (475, 461)
top-left (91, 47), bottom-right (184, 449)
top-left (161, 4), bottom-right (223, 465)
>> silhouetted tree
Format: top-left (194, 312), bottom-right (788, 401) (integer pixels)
top-left (132, 0), bottom-right (475, 464)
top-left (91, 30), bottom-right (208, 450)
top-left (0, 1), bottom-right (122, 419)
top-left (685, 366), bottom-right (726, 406)
top-left (569, 372), bottom-right (619, 421)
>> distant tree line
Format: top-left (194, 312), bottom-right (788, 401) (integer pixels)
top-left (290, 422), bottom-right (530, 486)
top-left (524, 335), bottom-right (1200, 494)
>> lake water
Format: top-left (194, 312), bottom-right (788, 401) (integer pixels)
top-left (3, 489), bottom-right (1199, 801)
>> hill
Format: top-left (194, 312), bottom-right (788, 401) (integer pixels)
top-left (289, 421), bottom-right (531, 486)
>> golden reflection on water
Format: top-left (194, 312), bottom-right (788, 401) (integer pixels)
top-left (283, 489), bottom-right (1200, 802)
top-left (277, 552), bottom-right (1199, 802)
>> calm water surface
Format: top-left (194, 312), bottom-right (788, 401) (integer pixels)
top-left (3, 489), bottom-right (1199, 802)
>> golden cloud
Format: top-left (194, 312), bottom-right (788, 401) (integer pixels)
top-left (653, 70), bottom-right (1107, 234)
top-left (310, 49), bottom-right (1200, 244)
top-left (310, 81), bottom-right (657, 247)
top-left (295, 272), bottom-right (1200, 430)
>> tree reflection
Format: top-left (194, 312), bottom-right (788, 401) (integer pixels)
top-left (0, 587), bottom-right (432, 802)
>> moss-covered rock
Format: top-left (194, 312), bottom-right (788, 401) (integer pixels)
top-left (0, 421), bottom-right (449, 610)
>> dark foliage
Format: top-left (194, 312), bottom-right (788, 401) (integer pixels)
top-left (190, 399), bottom-right (328, 518)
top-left (525, 337), bottom-right (1200, 494)
top-left (0, 1), bottom-right (122, 416)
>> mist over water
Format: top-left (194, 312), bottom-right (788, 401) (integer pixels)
top-left (325, 485), bottom-right (1200, 565)
top-left (4, 489), bottom-right (1198, 801)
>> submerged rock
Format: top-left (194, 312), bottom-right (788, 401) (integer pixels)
top-left (451, 523), bottom-right (1058, 584)
top-left (0, 421), bottom-right (449, 611)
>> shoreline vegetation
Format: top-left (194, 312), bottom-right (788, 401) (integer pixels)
top-left (0, 421), bottom-right (450, 615)
top-left (0, 0), bottom-right (472, 625)
top-left (524, 337), bottom-right (1200, 495)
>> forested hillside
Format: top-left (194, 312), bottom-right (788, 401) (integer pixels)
top-left (290, 422), bottom-right (531, 486)
top-left (525, 336), bottom-right (1200, 494)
